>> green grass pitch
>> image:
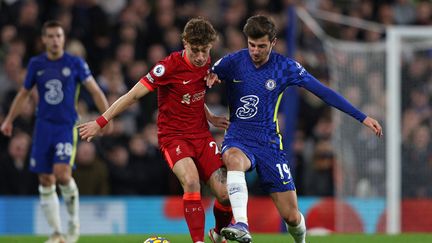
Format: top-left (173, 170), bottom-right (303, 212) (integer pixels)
top-left (1, 234), bottom-right (432, 243)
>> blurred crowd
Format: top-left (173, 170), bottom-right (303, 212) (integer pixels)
top-left (0, 0), bottom-right (431, 198)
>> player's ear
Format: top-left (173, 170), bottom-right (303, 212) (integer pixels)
top-left (271, 38), bottom-right (277, 47)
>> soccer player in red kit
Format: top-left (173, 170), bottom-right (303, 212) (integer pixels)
top-left (78, 17), bottom-right (232, 243)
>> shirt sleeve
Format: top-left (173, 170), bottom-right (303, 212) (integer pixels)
top-left (139, 59), bottom-right (173, 91)
top-left (289, 60), bottom-right (367, 123)
top-left (23, 58), bottom-right (37, 90)
top-left (76, 58), bottom-right (92, 83)
top-left (211, 54), bottom-right (232, 81)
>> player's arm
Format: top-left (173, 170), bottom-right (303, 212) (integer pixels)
top-left (302, 76), bottom-right (383, 137)
top-left (204, 104), bottom-right (229, 130)
top-left (0, 87), bottom-right (31, 137)
top-left (83, 76), bottom-right (109, 114)
top-left (78, 82), bottom-right (150, 142)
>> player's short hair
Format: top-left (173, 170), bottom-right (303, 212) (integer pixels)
top-left (243, 15), bottom-right (277, 41)
top-left (182, 17), bottom-right (217, 46)
top-left (42, 20), bottom-right (63, 35)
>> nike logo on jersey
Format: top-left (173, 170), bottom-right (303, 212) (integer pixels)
top-left (283, 181), bottom-right (290, 185)
top-left (37, 70), bottom-right (45, 76)
top-left (233, 79), bottom-right (243, 83)
top-left (183, 80), bottom-right (192, 84)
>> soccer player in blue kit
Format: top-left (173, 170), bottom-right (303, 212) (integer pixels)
top-left (1, 21), bottom-right (110, 243)
top-left (210, 15), bottom-right (383, 243)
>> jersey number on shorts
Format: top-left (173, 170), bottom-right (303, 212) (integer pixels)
top-left (209, 141), bottom-right (220, 155)
top-left (56, 142), bottom-right (73, 157)
top-left (45, 79), bottom-right (64, 105)
top-left (276, 163), bottom-right (292, 180)
top-left (236, 95), bottom-right (259, 119)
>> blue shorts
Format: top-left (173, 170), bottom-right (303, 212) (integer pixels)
top-left (29, 121), bottom-right (78, 174)
top-left (222, 138), bottom-right (296, 193)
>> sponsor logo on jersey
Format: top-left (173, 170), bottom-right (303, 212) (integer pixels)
top-left (265, 79), bottom-right (276, 90)
top-left (153, 64), bottom-right (165, 77)
top-left (146, 73), bottom-right (154, 83)
top-left (192, 90), bottom-right (205, 102)
top-left (295, 61), bottom-right (306, 76)
top-left (62, 67), bottom-right (71, 77)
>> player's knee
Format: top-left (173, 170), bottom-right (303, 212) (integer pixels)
top-left (222, 154), bottom-right (242, 170)
top-left (181, 176), bottom-right (201, 192)
top-left (284, 211), bottom-right (302, 226)
top-left (54, 170), bottom-right (71, 185)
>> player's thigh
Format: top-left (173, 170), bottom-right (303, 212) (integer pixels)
top-left (52, 125), bottom-right (78, 166)
top-left (270, 190), bottom-right (300, 221)
top-left (172, 157), bottom-right (200, 192)
top-left (29, 123), bottom-right (55, 174)
top-left (194, 136), bottom-right (224, 182)
top-left (254, 148), bottom-right (295, 193)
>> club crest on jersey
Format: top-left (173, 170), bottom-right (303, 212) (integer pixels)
top-left (62, 67), bottom-right (71, 77)
top-left (265, 79), bottom-right (276, 90)
top-left (153, 64), bottom-right (165, 77)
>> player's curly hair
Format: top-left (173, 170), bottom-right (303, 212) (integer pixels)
top-left (243, 15), bottom-right (277, 41)
top-left (182, 17), bottom-right (217, 46)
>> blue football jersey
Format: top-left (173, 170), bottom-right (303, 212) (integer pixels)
top-left (24, 52), bottom-right (91, 125)
top-left (212, 49), bottom-right (366, 148)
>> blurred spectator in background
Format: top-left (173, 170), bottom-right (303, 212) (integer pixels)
top-left (304, 139), bottom-right (335, 196)
top-left (402, 124), bottom-right (432, 198)
top-left (106, 144), bottom-right (139, 195)
top-left (74, 142), bottom-right (110, 195)
top-left (0, 132), bottom-right (37, 195)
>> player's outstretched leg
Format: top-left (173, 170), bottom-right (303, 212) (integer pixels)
top-left (59, 178), bottom-right (80, 243)
top-left (39, 185), bottom-right (63, 243)
top-left (287, 212), bottom-right (306, 243)
top-left (209, 200), bottom-right (231, 243)
top-left (221, 222), bottom-right (252, 243)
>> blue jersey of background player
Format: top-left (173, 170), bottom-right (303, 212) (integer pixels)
top-left (25, 52), bottom-right (90, 126)
top-left (1, 21), bottom-right (109, 243)
top-left (210, 15), bottom-right (383, 243)
top-left (24, 52), bottom-right (89, 171)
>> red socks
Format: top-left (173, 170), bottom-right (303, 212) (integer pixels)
top-left (213, 200), bottom-right (233, 234)
top-left (183, 192), bottom-right (204, 242)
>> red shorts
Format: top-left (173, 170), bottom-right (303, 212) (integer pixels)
top-left (160, 135), bottom-right (223, 182)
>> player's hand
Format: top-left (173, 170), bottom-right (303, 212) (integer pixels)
top-left (204, 72), bottom-right (221, 88)
top-left (0, 119), bottom-right (13, 137)
top-left (362, 116), bottom-right (383, 137)
top-left (78, 121), bottom-right (102, 142)
top-left (208, 114), bottom-right (230, 130)
top-left (101, 121), bottom-right (114, 135)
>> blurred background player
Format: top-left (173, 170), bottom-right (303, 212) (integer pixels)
top-left (78, 17), bottom-right (232, 243)
top-left (211, 15), bottom-right (383, 243)
top-left (0, 21), bottom-right (110, 243)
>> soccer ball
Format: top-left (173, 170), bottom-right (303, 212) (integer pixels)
top-left (143, 236), bottom-right (170, 243)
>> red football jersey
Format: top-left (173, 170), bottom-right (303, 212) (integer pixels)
top-left (140, 50), bottom-right (211, 144)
